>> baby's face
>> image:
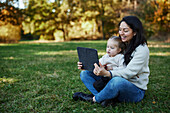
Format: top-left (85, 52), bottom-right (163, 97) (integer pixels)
top-left (106, 39), bottom-right (121, 57)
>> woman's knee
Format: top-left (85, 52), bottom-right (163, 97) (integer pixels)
top-left (80, 70), bottom-right (89, 80)
top-left (109, 77), bottom-right (126, 88)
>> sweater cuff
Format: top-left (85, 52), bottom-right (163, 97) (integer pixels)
top-left (108, 70), bottom-right (113, 78)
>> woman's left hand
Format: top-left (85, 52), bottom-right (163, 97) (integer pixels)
top-left (93, 63), bottom-right (111, 77)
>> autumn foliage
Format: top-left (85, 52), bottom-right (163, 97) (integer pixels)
top-left (0, 0), bottom-right (169, 43)
top-left (0, 0), bottom-right (22, 42)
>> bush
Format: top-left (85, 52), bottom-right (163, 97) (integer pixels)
top-left (39, 35), bottom-right (55, 40)
top-left (0, 22), bottom-right (21, 43)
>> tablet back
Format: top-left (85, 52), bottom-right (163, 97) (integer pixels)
top-left (77, 47), bottom-right (99, 72)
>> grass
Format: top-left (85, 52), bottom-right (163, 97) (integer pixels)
top-left (0, 40), bottom-right (170, 112)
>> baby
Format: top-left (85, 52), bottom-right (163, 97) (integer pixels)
top-left (99, 35), bottom-right (126, 71)
top-left (94, 35), bottom-right (126, 92)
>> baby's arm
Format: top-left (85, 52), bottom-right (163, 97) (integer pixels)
top-left (104, 54), bottom-right (125, 71)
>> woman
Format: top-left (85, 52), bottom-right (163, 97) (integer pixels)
top-left (73, 16), bottom-right (150, 106)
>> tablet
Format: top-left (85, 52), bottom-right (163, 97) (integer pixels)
top-left (77, 47), bottom-right (99, 71)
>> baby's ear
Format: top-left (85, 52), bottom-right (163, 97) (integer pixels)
top-left (118, 48), bottom-right (122, 53)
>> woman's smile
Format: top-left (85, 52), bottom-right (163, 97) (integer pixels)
top-left (120, 36), bottom-right (127, 40)
top-left (119, 21), bottom-right (135, 43)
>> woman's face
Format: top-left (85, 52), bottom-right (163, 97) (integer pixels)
top-left (119, 21), bottom-right (135, 43)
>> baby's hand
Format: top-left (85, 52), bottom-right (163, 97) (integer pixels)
top-left (106, 66), bottom-right (113, 70)
top-left (103, 64), bottom-right (113, 71)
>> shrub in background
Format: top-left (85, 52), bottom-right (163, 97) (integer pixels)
top-left (0, 22), bottom-right (21, 43)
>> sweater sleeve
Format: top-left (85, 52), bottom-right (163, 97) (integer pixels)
top-left (110, 45), bottom-right (149, 79)
top-left (99, 54), bottom-right (108, 65)
top-left (113, 54), bottom-right (125, 70)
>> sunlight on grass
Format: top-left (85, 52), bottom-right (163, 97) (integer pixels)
top-left (0, 77), bottom-right (19, 87)
top-left (148, 41), bottom-right (170, 48)
top-left (3, 56), bottom-right (15, 59)
top-left (35, 51), bottom-right (170, 57)
top-left (148, 44), bottom-right (170, 48)
top-left (35, 50), bottom-right (77, 55)
top-left (0, 43), bottom-right (20, 46)
top-left (46, 71), bottom-right (59, 78)
top-left (98, 52), bottom-right (106, 56)
top-left (150, 52), bottom-right (170, 56)
top-left (2, 56), bottom-right (23, 60)
top-left (36, 50), bottom-right (107, 57)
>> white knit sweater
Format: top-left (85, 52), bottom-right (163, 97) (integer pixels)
top-left (110, 44), bottom-right (150, 90)
top-left (99, 53), bottom-right (125, 70)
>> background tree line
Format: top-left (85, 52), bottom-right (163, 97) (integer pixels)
top-left (0, 0), bottom-right (169, 42)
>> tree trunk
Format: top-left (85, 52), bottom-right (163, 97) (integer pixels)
top-left (134, 0), bottom-right (137, 10)
top-left (100, 0), bottom-right (105, 40)
top-left (101, 20), bottom-right (105, 40)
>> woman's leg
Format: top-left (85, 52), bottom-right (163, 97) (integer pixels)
top-left (80, 70), bottom-right (102, 95)
top-left (95, 77), bottom-right (145, 103)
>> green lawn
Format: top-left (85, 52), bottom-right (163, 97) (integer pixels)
top-left (0, 40), bottom-right (169, 112)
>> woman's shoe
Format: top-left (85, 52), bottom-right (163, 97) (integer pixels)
top-left (101, 98), bottom-right (118, 107)
top-left (72, 92), bottom-right (82, 101)
top-left (73, 92), bottom-right (93, 102)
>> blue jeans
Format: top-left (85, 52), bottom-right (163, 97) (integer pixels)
top-left (80, 70), bottom-right (145, 103)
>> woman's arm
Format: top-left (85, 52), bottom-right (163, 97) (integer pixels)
top-left (111, 54), bottom-right (125, 70)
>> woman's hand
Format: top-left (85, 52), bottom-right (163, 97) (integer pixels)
top-left (93, 63), bottom-right (111, 77)
top-left (77, 61), bottom-right (84, 70)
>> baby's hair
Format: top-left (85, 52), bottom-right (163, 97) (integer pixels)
top-left (109, 35), bottom-right (126, 53)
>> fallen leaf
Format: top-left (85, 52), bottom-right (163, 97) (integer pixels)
top-left (152, 101), bottom-right (156, 104)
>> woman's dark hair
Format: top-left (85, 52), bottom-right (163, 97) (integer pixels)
top-left (109, 35), bottom-right (126, 54)
top-left (118, 16), bottom-right (147, 65)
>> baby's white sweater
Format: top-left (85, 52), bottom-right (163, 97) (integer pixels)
top-left (110, 44), bottom-right (150, 90)
top-left (99, 54), bottom-right (125, 70)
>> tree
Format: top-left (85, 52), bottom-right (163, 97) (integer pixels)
top-left (0, 0), bottom-right (23, 25)
top-left (24, 0), bottom-right (83, 40)
top-left (75, 0), bottom-right (122, 39)
top-left (54, 0), bottom-right (82, 40)
top-left (22, 0), bottom-right (168, 41)
top-left (0, 0), bottom-right (22, 42)
top-left (152, 0), bottom-right (169, 32)
top-left (24, 0), bottom-right (57, 40)
top-left (134, 0), bottom-right (169, 38)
